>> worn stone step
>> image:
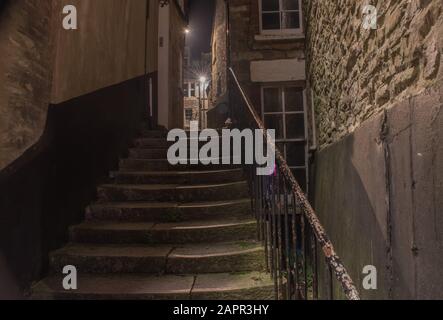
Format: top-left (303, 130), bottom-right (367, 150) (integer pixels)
top-left (49, 241), bottom-right (265, 274)
top-left (86, 199), bottom-right (252, 222)
top-left (97, 181), bottom-right (249, 202)
top-left (166, 241), bottom-right (265, 274)
top-left (128, 148), bottom-right (169, 159)
top-left (133, 138), bottom-right (171, 148)
top-left (133, 136), bottom-right (225, 148)
top-left (113, 168), bottom-right (245, 185)
top-left (70, 219), bottom-right (257, 244)
top-left (31, 272), bottom-right (273, 300)
top-left (191, 272), bottom-right (274, 300)
top-left (119, 158), bottom-right (241, 172)
top-left (31, 274), bottom-right (194, 300)
top-left (138, 130), bottom-right (168, 139)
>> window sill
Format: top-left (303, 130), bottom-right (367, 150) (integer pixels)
top-left (254, 33), bottom-right (305, 41)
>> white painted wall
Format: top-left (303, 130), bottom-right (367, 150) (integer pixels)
top-left (250, 59), bottom-right (306, 82)
top-left (158, 5), bottom-right (170, 128)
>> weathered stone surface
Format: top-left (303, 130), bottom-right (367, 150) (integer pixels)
top-left (114, 168), bottom-right (245, 185)
top-left (32, 272), bottom-right (274, 300)
top-left (32, 131), bottom-right (272, 300)
top-left (32, 274), bottom-right (195, 300)
top-left (97, 182), bottom-right (249, 202)
top-left (191, 272), bottom-right (274, 300)
top-left (70, 219), bottom-right (257, 244)
top-left (306, 0), bottom-right (443, 148)
top-left (166, 241), bottom-right (265, 274)
top-left (86, 199), bottom-right (252, 222)
top-left (0, 0), bottom-right (54, 169)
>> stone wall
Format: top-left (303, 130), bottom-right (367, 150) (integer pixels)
top-left (0, 0), bottom-right (54, 169)
top-left (306, 0), bottom-right (443, 299)
top-left (306, 0), bottom-right (443, 148)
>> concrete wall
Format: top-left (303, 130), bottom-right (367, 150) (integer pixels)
top-left (306, 0), bottom-right (443, 148)
top-left (168, 2), bottom-right (186, 129)
top-left (0, 0), bottom-right (54, 169)
top-left (146, 0), bottom-right (159, 75)
top-left (315, 84), bottom-right (443, 299)
top-left (51, 0), bottom-right (147, 104)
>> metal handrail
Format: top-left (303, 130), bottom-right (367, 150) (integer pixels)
top-left (228, 67), bottom-right (360, 300)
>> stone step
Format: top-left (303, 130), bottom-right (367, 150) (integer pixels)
top-left (128, 148), bottom-right (169, 159)
top-left (119, 158), bottom-right (241, 172)
top-left (97, 181), bottom-right (249, 202)
top-left (138, 130), bottom-right (168, 139)
top-left (31, 272), bottom-right (274, 300)
top-left (49, 241), bottom-right (265, 274)
top-left (113, 168), bottom-right (245, 185)
top-left (134, 138), bottom-right (171, 148)
top-left (86, 199), bottom-right (251, 222)
top-left (70, 219), bottom-right (257, 244)
top-left (133, 137), bottom-right (225, 148)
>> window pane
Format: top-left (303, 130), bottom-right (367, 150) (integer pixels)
top-left (286, 114), bottom-right (305, 139)
top-left (286, 142), bottom-right (305, 167)
top-left (291, 169), bottom-right (307, 193)
top-left (262, 0), bottom-right (279, 11)
top-left (285, 87), bottom-right (304, 112)
top-left (265, 114), bottom-right (284, 139)
top-left (262, 13), bottom-right (280, 30)
top-left (282, 0), bottom-right (299, 11)
top-left (263, 87), bottom-right (282, 112)
top-left (282, 12), bottom-right (300, 29)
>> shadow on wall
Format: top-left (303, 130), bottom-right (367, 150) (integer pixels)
top-left (0, 0), bottom-right (9, 12)
top-left (0, 76), bottom-right (147, 299)
top-left (314, 123), bottom-right (391, 299)
top-left (0, 253), bottom-right (20, 299)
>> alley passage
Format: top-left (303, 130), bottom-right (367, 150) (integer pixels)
top-left (32, 129), bottom-right (274, 299)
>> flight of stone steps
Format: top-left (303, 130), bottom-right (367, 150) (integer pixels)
top-left (32, 129), bottom-right (273, 300)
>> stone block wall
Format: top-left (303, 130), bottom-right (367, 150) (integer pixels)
top-left (306, 0), bottom-right (443, 148)
top-left (0, 0), bottom-right (54, 169)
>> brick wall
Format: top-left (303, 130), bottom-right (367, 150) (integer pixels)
top-left (306, 0), bottom-right (443, 148)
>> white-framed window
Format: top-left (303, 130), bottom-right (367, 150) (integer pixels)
top-left (190, 83), bottom-right (196, 97)
top-left (261, 85), bottom-right (309, 192)
top-left (259, 0), bottom-right (303, 35)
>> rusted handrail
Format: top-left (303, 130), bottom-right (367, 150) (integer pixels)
top-left (228, 67), bottom-right (360, 300)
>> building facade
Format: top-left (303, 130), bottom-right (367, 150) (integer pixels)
top-left (211, 0), bottom-right (310, 192)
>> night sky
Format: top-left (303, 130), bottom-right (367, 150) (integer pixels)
top-left (187, 0), bottom-right (215, 60)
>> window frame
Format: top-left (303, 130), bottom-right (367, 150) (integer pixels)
top-left (259, 0), bottom-right (303, 35)
top-left (261, 84), bottom-right (309, 192)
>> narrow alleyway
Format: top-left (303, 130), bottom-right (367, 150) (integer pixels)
top-left (32, 128), bottom-right (274, 299)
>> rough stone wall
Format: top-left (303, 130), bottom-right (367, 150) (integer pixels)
top-left (306, 0), bottom-right (443, 148)
top-left (0, 0), bottom-right (54, 169)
